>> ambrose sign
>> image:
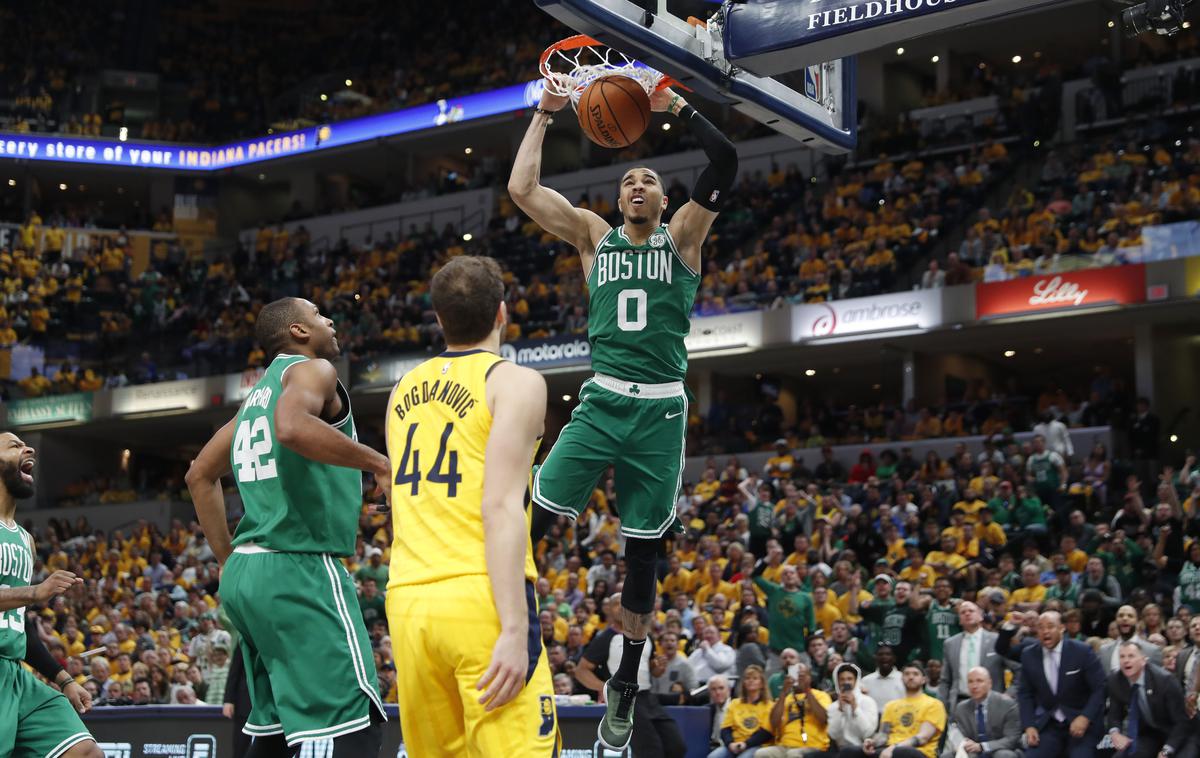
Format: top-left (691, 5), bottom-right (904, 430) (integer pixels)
top-left (975, 265), bottom-right (1146, 319)
top-left (792, 289), bottom-right (942, 342)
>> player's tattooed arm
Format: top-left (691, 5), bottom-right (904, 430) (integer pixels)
top-left (186, 418), bottom-right (237, 565)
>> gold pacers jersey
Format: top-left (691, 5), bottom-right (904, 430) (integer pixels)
top-left (386, 349), bottom-right (538, 589)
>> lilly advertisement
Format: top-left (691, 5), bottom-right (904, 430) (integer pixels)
top-left (975, 264), bottom-right (1146, 319)
top-left (791, 289), bottom-right (943, 342)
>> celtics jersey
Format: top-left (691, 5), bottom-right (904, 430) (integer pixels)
top-left (1180, 561), bottom-right (1200, 612)
top-left (386, 349), bottom-right (539, 588)
top-left (0, 523), bottom-right (33, 660)
top-left (231, 354), bottom-right (361, 556)
top-left (588, 225), bottom-right (700, 384)
top-left (925, 601), bottom-right (960, 660)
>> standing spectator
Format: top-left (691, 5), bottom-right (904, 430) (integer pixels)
top-left (1176, 617), bottom-right (1200, 723)
top-left (203, 641), bottom-right (232, 716)
top-left (1025, 435), bottom-right (1068, 522)
top-left (587, 550), bottom-right (618, 594)
top-left (752, 563), bottom-right (816, 657)
top-left (688, 625), bottom-right (736, 684)
top-left (1099, 605), bottom-right (1163, 671)
top-left (943, 667), bottom-right (1023, 758)
top-left (1130, 398), bottom-right (1161, 478)
top-left (354, 547), bottom-right (388, 587)
top-left (358, 577), bottom-right (385, 627)
top-left (709, 665), bottom-right (773, 758)
top-left (940, 601), bottom-right (1007, 706)
top-left (826, 662), bottom-right (879, 752)
top-left (1032, 410), bottom-right (1074, 462)
top-left (1017, 611), bottom-right (1105, 758)
top-left (921, 260), bottom-right (946, 289)
top-left (860, 645), bottom-right (906, 711)
top-left (758, 662), bottom-right (833, 758)
top-left (1105, 641), bottom-right (1191, 758)
top-left (650, 632), bottom-right (696, 702)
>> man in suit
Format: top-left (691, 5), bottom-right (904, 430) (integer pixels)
top-left (1105, 640), bottom-right (1190, 758)
top-left (1099, 606), bottom-right (1164, 672)
top-left (943, 667), bottom-right (1023, 758)
top-left (1017, 611), bottom-right (1106, 758)
top-left (1176, 617), bottom-right (1200, 717)
top-left (941, 602), bottom-right (1012, 705)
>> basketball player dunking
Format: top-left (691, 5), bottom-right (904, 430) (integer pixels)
top-left (384, 257), bottom-right (558, 757)
top-left (510, 84), bottom-right (737, 749)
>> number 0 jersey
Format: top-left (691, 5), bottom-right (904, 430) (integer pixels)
top-left (386, 349), bottom-right (539, 589)
top-left (230, 354), bottom-right (361, 556)
top-left (0, 522), bottom-right (33, 660)
top-left (588, 225), bottom-right (700, 384)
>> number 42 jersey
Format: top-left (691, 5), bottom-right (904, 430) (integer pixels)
top-left (230, 354), bottom-right (361, 556)
top-left (588, 225), bottom-right (700, 385)
top-left (385, 350), bottom-right (539, 590)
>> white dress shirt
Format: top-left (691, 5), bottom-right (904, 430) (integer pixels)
top-left (860, 668), bottom-right (907, 712)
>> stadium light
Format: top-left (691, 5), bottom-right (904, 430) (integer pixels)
top-left (320, 93), bottom-right (328, 101)
top-left (462, 233), bottom-right (473, 242)
top-left (1171, 434), bottom-right (1180, 443)
top-left (1012, 55), bottom-right (1022, 63)
top-left (805, 369), bottom-right (816, 376)
top-left (662, 123), bottom-right (671, 131)
top-left (896, 47), bottom-right (905, 55)
top-left (1003, 350), bottom-right (1016, 357)
top-left (562, 395), bottom-right (572, 402)
top-left (464, 147), bottom-right (473, 154)
top-left (931, 55), bottom-right (940, 63)
top-left (6, 179), bottom-right (13, 187)
top-left (58, 183), bottom-right (67, 191)
top-left (118, 126), bottom-right (128, 142)
top-left (345, 79), bottom-right (353, 87)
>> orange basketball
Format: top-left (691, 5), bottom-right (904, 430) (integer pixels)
top-left (577, 76), bottom-right (651, 149)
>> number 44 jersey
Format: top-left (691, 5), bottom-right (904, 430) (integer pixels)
top-left (230, 354), bottom-right (361, 556)
top-left (385, 349), bottom-right (539, 590)
top-left (588, 225), bottom-right (700, 384)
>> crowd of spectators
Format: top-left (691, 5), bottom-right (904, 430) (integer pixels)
top-left (919, 122), bottom-right (1198, 287)
top-left (16, 395), bottom-right (1200, 757)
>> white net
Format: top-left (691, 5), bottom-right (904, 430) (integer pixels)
top-left (539, 38), bottom-right (665, 110)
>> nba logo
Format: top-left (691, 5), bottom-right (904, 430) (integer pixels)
top-left (804, 65), bottom-right (822, 102)
top-left (187, 735), bottom-right (218, 758)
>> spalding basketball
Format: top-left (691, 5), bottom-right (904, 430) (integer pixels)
top-left (577, 76), bottom-right (651, 149)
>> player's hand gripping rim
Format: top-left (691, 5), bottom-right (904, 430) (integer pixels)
top-left (476, 629), bottom-right (529, 711)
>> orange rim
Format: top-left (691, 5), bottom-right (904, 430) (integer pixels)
top-left (538, 34), bottom-right (686, 92)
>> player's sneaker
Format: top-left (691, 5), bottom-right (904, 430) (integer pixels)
top-left (597, 677), bottom-right (639, 750)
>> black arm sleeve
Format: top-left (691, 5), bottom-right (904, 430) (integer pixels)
top-left (744, 727), bottom-right (774, 748)
top-left (23, 616), bottom-right (66, 684)
top-left (720, 726), bottom-right (734, 747)
top-left (678, 105), bottom-right (738, 212)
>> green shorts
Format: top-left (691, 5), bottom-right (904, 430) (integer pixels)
top-left (532, 374), bottom-right (687, 538)
top-left (220, 549), bottom-right (385, 746)
top-left (0, 657), bottom-right (92, 758)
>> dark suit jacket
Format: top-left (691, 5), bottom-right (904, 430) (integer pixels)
top-left (1175, 646), bottom-right (1200, 692)
top-left (953, 691), bottom-right (1022, 753)
top-left (1017, 638), bottom-right (1106, 730)
top-left (1105, 664), bottom-right (1190, 752)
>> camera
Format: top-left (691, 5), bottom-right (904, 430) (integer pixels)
top-left (840, 682), bottom-right (854, 692)
top-left (1121, 0), bottom-right (1192, 36)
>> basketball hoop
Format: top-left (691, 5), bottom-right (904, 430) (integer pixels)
top-left (538, 35), bottom-right (678, 110)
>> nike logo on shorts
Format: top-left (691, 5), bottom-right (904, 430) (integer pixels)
top-left (665, 411), bottom-right (684, 420)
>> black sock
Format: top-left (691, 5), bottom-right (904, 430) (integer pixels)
top-left (615, 635), bottom-right (646, 683)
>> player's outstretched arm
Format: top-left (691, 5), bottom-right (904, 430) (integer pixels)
top-left (508, 84), bottom-right (609, 268)
top-left (475, 361), bottom-right (547, 711)
top-left (186, 418), bottom-right (237, 565)
top-left (275, 359), bottom-right (390, 481)
top-left (654, 89), bottom-right (738, 272)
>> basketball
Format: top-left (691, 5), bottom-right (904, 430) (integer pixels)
top-left (577, 75), bottom-right (650, 148)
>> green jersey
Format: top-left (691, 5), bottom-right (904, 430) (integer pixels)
top-left (0, 523), bottom-right (34, 660)
top-left (752, 577), bottom-right (816, 652)
top-left (925, 601), bottom-right (960, 660)
top-left (587, 225), bottom-right (700, 384)
top-left (1180, 561), bottom-right (1200, 612)
top-left (231, 354), bottom-right (361, 556)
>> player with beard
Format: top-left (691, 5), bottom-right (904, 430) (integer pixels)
top-left (187, 298), bottom-right (389, 756)
top-left (0, 432), bottom-right (103, 758)
top-left (511, 79), bottom-right (737, 751)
